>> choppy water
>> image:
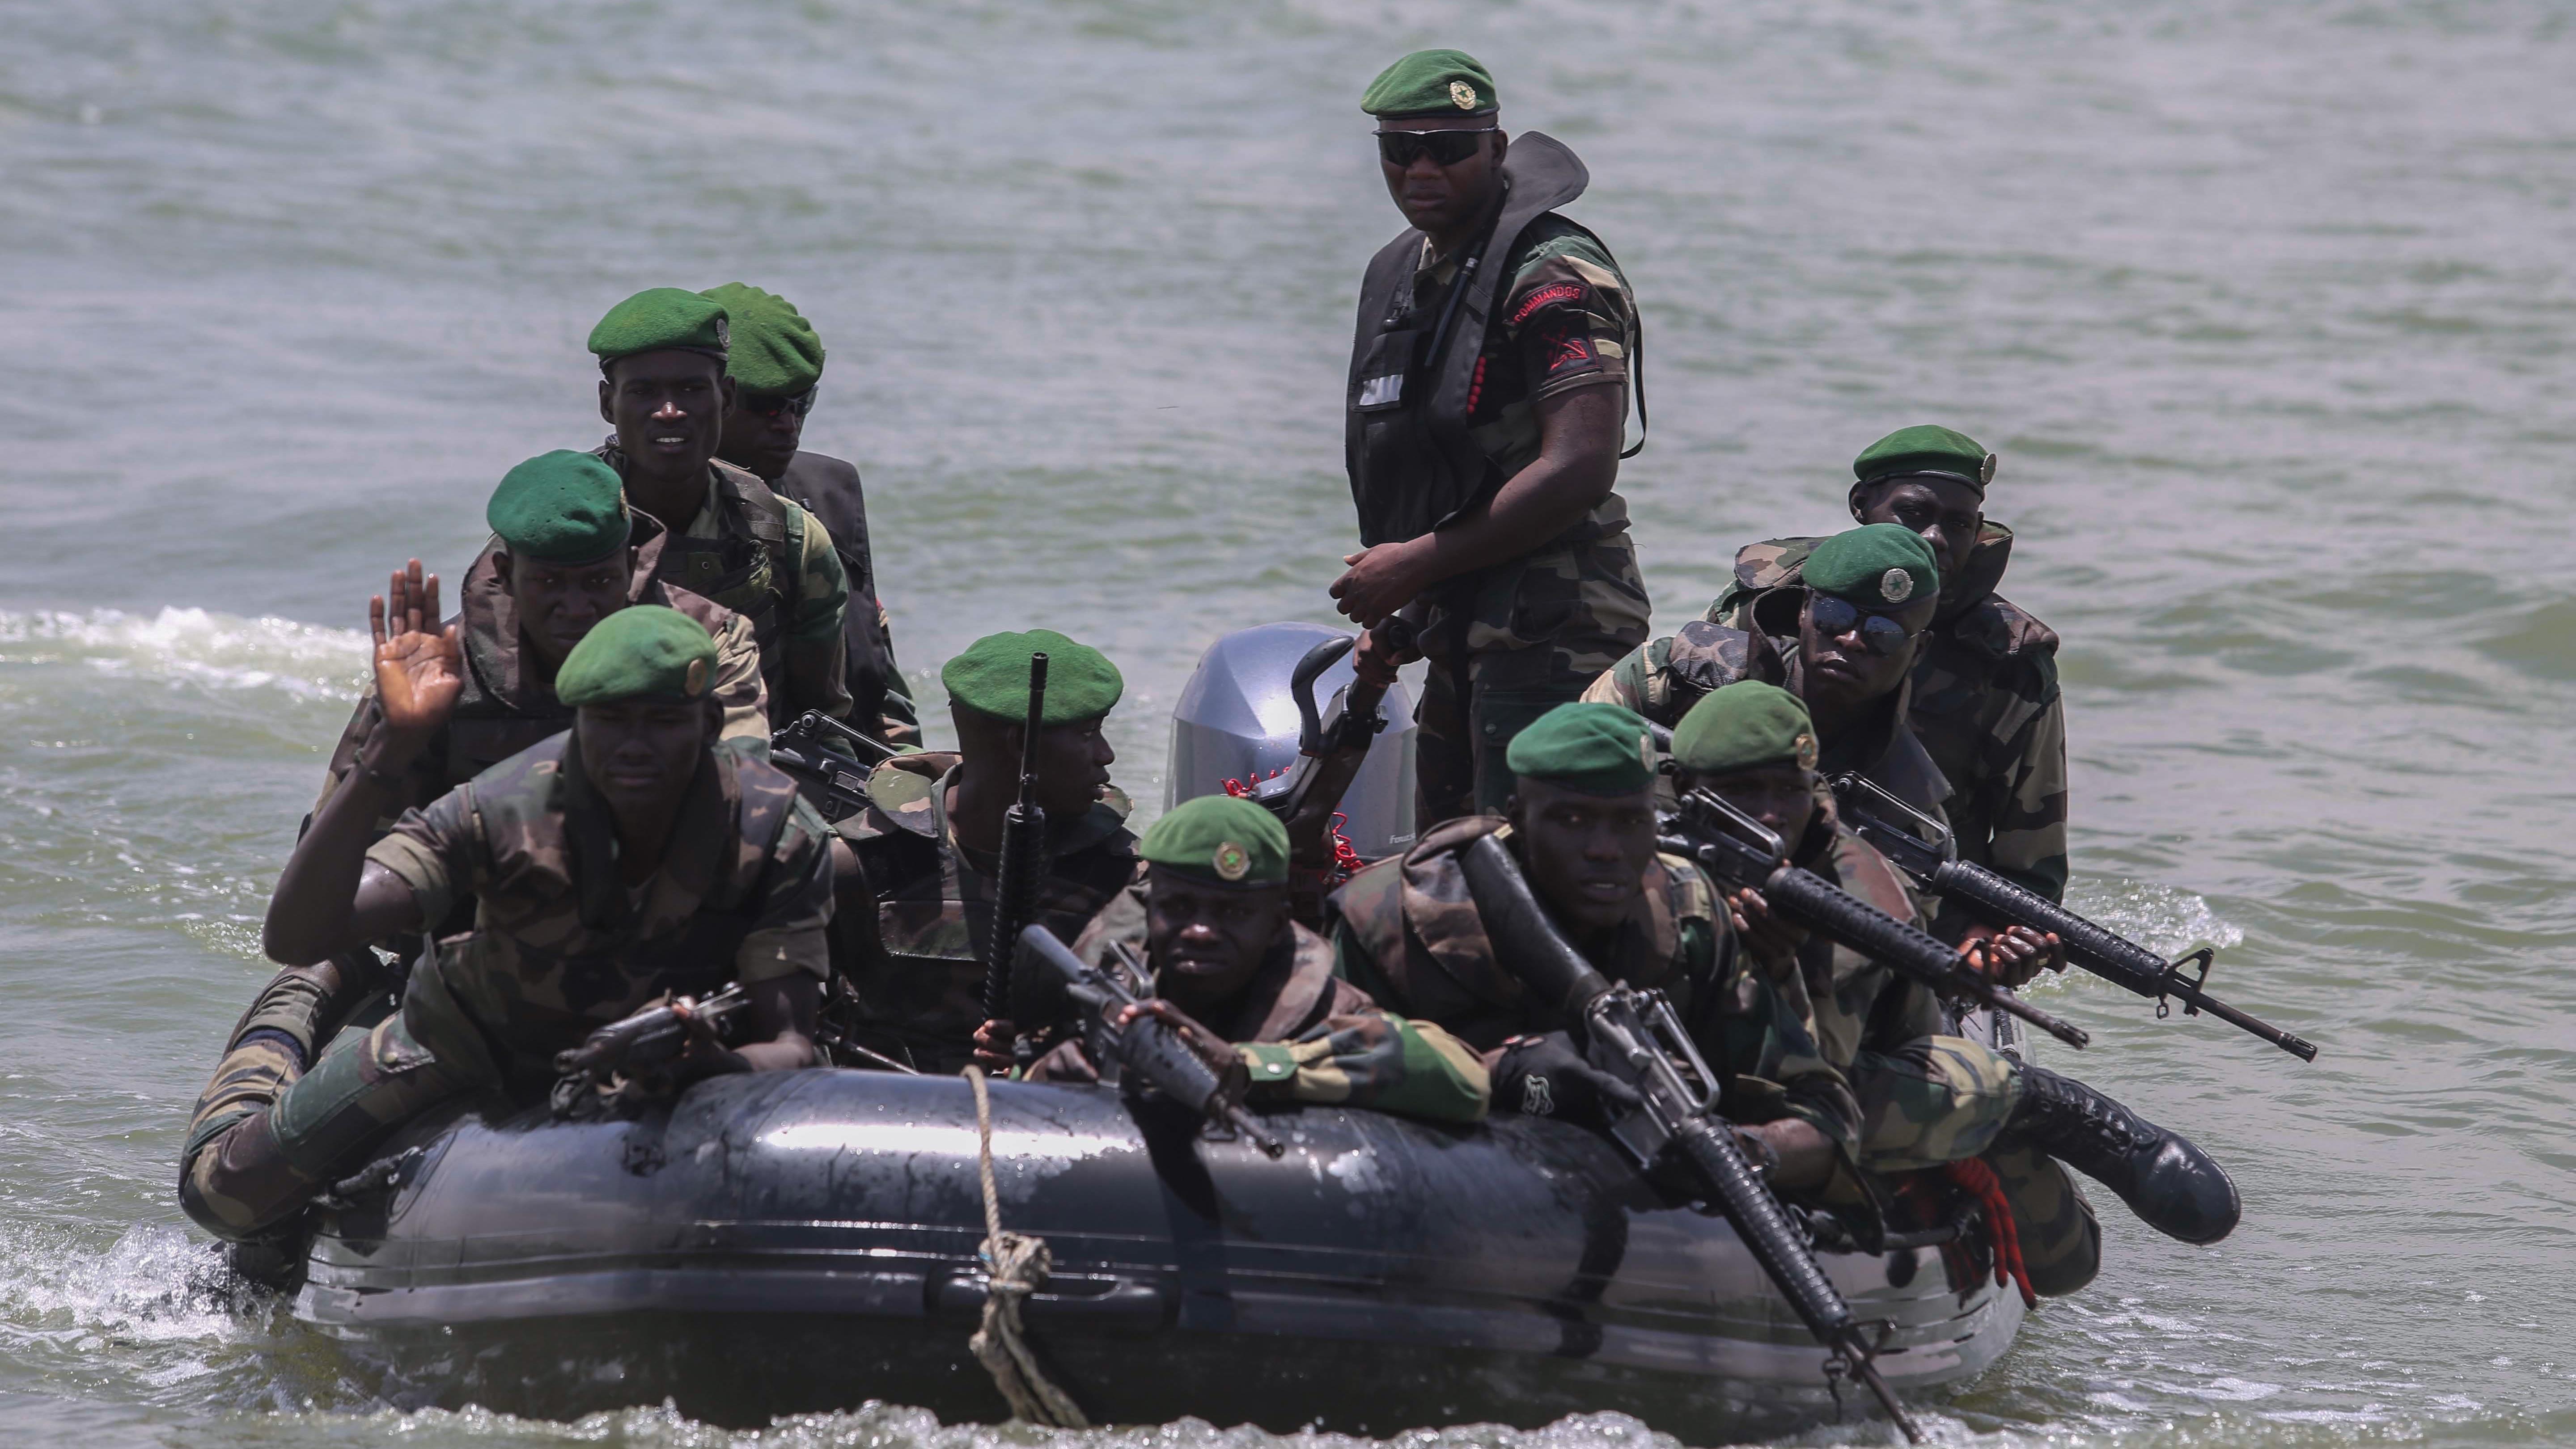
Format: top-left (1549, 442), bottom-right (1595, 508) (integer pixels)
top-left (4, 0), bottom-right (2573, 1445)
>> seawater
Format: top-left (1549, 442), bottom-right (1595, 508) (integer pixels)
top-left (2, 1), bottom-right (2572, 1445)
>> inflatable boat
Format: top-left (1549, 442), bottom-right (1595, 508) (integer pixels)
top-left (293, 1068), bottom-right (2023, 1436)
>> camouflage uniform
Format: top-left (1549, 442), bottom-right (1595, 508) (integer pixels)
top-left (1023, 883), bottom-right (1489, 1125)
top-left (312, 519), bottom-right (769, 835)
top-left (1399, 219), bottom-right (1653, 825)
top-left (771, 449), bottom-right (919, 747)
top-left (832, 753), bottom-right (1141, 1074)
top-left (1709, 524), bottom-right (2069, 900)
top-left (179, 733), bottom-right (833, 1239)
top-left (597, 442), bottom-right (852, 725)
top-left (1325, 817), bottom-right (1859, 1154)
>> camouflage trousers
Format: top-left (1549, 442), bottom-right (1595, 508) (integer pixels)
top-left (178, 965), bottom-right (493, 1241)
top-left (1414, 531), bottom-right (1652, 825)
top-left (1855, 1034), bottom-right (2101, 1296)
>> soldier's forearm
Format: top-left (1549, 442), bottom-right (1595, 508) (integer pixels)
top-left (263, 734), bottom-right (426, 964)
top-left (1405, 386), bottom-right (1623, 587)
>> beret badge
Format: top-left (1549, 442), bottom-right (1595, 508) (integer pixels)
top-left (1450, 80), bottom-right (1477, 109)
top-left (1794, 731), bottom-right (1818, 771)
top-left (1880, 568), bottom-right (1914, 603)
top-left (684, 658), bottom-right (709, 697)
top-left (1212, 841), bottom-right (1251, 882)
top-left (1980, 452), bottom-right (1997, 485)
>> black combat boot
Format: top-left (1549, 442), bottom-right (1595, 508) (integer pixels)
top-left (2000, 1065), bottom-right (2241, 1245)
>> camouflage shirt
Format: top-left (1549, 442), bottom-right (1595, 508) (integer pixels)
top-left (833, 754), bottom-right (1141, 1072)
top-left (1708, 525), bottom-right (2069, 900)
top-left (597, 442), bottom-right (853, 725)
top-left (1325, 816), bottom-right (1859, 1151)
top-left (314, 520), bottom-right (770, 837)
top-left (1022, 883), bottom-right (1489, 1125)
top-left (364, 733), bottom-right (833, 1089)
top-left (770, 449), bottom-right (919, 746)
top-left (1779, 788), bottom-right (1949, 1070)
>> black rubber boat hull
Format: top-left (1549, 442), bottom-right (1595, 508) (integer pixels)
top-left (294, 1070), bottom-right (2021, 1434)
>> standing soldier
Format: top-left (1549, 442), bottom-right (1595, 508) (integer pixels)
top-left (1330, 49), bottom-right (1652, 828)
top-left (1708, 426), bottom-right (2068, 902)
top-left (585, 287), bottom-right (855, 726)
top-left (701, 282), bottom-right (919, 747)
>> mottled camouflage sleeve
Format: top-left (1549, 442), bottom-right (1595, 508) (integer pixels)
top-left (1980, 681), bottom-right (2070, 902)
top-left (311, 684), bottom-right (447, 831)
top-left (735, 795), bottom-right (835, 983)
top-left (363, 785), bottom-right (482, 933)
top-left (1237, 995), bottom-right (1490, 1125)
top-left (1579, 638), bottom-right (1656, 710)
top-left (780, 501), bottom-right (855, 722)
top-left (1727, 965), bottom-right (1863, 1156)
top-left (708, 610), bottom-right (774, 754)
top-left (1497, 230), bottom-right (1634, 405)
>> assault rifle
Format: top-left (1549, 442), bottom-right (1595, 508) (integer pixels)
top-left (769, 709), bottom-right (897, 823)
top-left (550, 983), bottom-right (750, 1118)
top-left (1661, 787), bottom-right (2093, 1052)
top-left (1018, 925), bottom-right (1284, 1157)
top-left (984, 655), bottom-right (1051, 1038)
top-left (1453, 835), bottom-right (1922, 1442)
top-left (1829, 774), bottom-right (2319, 1062)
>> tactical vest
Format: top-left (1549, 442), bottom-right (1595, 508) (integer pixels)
top-left (1344, 133), bottom-right (1594, 549)
top-left (601, 446), bottom-right (801, 704)
top-left (771, 449), bottom-right (890, 725)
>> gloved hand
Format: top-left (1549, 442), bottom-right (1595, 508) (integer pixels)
top-left (1492, 1031), bottom-right (1643, 1129)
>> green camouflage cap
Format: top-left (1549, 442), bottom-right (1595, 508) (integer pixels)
top-left (1362, 49), bottom-right (1499, 122)
top-left (1506, 702), bottom-right (1657, 797)
top-left (588, 288), bottom-right (730, 368)
top-left (1142, 794), bottom-right (1290, 889)
top-left (1854, 424), bottom-right (1995, 497)
top-left (700, 282), bottom-right (823, 397)
top-left (486, 450), bottom-right (631, 565)
top-left (1803, 523), bottom-right (1940, 609)
top-left (941, 628), bottom-right (1123, 725)
top-left (1671, 682), bottom-right (1819, 778)
top-left (556, 605), bottom-right (718, 708)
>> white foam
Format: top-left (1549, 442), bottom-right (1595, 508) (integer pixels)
top-left (0, 607), bottom-right (366, 702)
top-left (2064, 876), bottom-right (2247, 959)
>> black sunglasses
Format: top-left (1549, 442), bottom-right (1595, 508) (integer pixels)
top-left (1807, 594), bottom-right (1923, 657)
top-left (1376, 130), bottom-right (1487, 168)
top-left (742, 388), bottom-right (817, 420)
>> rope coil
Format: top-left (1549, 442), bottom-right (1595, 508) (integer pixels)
top-left (963, 1066), bottom-right (1089, 1428)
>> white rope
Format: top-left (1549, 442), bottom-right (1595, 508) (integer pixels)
top-left (962, 1065), bottom-right (1089, 1428)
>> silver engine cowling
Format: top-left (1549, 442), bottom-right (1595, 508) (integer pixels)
top-left (1165, 622), bottom-right (1417, 861)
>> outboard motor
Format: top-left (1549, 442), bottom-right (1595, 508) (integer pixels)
top-left (1166, 622), bottom-right (1417, 861)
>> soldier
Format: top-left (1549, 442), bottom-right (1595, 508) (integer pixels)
top-left (701, 282), bottom-right (919, 747)
top-left (179, 605), bottom-right (835, 1244)
top-left (313, 450), bottom-right (768, 830)
top-left (585, 287), bottom-right (854, 725)
top-left (1329, 49), bottom-right (1653, 829)
top-left (832, 629), bottom-right (1139, 1073)
top-left (1668, 680), bottom-right (2239, 1291)
top-left (1707, 426), bottom-right (2068, 902)
top-left (1003, 795), bottom-right (1489, 1126)
top-left (1329, 702), bottom-right (1857, 1192)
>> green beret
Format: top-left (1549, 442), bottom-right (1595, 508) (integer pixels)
top-left (486, 451), bottom-right (631, 565)
top-left (1362, 49), bottom-right (1499, 120)
top-left (1854, 424), bottom-right (1995, 497)
top-left (1505, 702), bottom-right (1656, 797)
top-left (700, 283), bottom-right (823, 396)
top-left (1803, 523), bottom-right (1940, 609)
top-left (556, 605), bottom-right (718, 708)
top-left (588, 288), bottom-right (730, 368)
top-left (941, 629), bottom-right (1123, 725)
top-left (1671, 682), bottom-right (1819, 778)
top-left (1142, 794), bottom-right (1290, 889)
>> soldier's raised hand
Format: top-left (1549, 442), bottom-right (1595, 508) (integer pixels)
top-left (369, 559), bottom-right (464, 740)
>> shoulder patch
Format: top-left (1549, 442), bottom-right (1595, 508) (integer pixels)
top-left (1508, 281), bottom-right (1587, 327)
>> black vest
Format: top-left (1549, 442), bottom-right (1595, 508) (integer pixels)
top-left (771, 449), bottom-right (890, 727)
top-left (1344, 133), bottom-right (1591, 548)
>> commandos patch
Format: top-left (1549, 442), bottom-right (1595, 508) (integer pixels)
top-left (1212, 841), bottom-right (1250, 882)
top-left (1450, 80), bottom-right (1478, 110)
top-left (1880, 568), bottom-right (1914, 603)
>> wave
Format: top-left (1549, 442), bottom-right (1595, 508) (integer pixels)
top-left (0, 608), bottom-right (367, 703)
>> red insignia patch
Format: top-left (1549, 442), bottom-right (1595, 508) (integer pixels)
top-left (1509, 282), bottom-right (1586, 327)
top-left (1547, 333), bottom-right (1594, 373)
